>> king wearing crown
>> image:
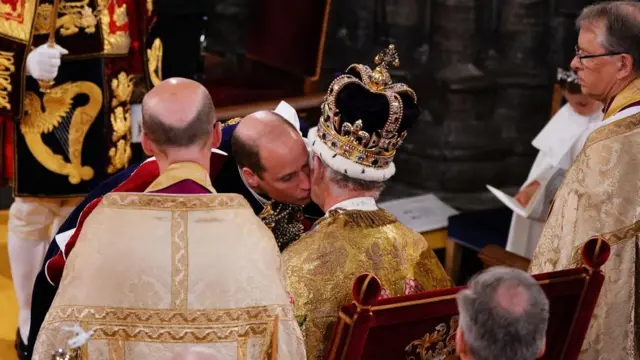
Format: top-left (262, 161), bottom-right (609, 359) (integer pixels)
top-left (282, 45), bottom-right (453, 359)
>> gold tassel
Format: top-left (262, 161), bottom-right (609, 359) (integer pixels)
top-left (326, 209), bottom-right (397, 228)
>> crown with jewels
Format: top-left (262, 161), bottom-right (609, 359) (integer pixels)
top-left (315, 45), bottom-right (418, 170)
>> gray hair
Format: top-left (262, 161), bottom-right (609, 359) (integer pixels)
top-left (577, 1), bottom-right (640, 71)
top-left (310, 149), bottom-right (385, 196)
top-left (456, 267), bottom-right (549, 360)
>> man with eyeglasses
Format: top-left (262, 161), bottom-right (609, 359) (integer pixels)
top-left (529, 2), bottom-right (640, 359)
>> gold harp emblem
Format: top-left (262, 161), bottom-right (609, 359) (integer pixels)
top-left (21, 81), bottom-right (102, 184)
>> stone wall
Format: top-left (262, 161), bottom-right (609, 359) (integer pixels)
top-left (320, 0), bottom-right (597, 209)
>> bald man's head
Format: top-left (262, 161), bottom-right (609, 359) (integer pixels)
top-left (142, 78), bottom-right (217, 150)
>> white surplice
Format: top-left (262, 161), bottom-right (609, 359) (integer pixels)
top-left (506, 103), bottom-right (603, 259)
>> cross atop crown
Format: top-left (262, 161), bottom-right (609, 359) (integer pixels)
top-left (370, 45), bottom-right (400, 91)
top-left (374, 44), bottom-right (400, 69)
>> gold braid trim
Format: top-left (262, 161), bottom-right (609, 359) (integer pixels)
top-left (101, 192), bottom-right (250, 210)
top-left (45, 304), bottom-right (294, 325)
top-left (325, 209), bottom-right (398, 228)
top-left (222, 117), bottom-right (242, 129)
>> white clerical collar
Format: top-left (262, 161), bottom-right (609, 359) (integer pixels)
top-left (238, 166), bottom-right (269, 206)
top-left (143, 148), bottom-right (228, 163)
top-left (327, 197), bottom-right (378, 212)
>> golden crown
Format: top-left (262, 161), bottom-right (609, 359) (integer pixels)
top-left (316, 45), bottom-right (418, 169)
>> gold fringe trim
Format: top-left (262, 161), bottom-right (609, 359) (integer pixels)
top-left (326, 209), bottom-right (398, 228)
top-left (222, 117), bottom-right (242, 129)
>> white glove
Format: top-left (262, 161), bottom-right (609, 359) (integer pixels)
top-left (26, 44), bottom-right (69, 81)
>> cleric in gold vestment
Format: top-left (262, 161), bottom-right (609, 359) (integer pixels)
top-left (529, 3), bottom-right (640, 359)
top-left (283, 47), bottom-right (452, 359)
top-left (33, 79), bottom-right (305, 359)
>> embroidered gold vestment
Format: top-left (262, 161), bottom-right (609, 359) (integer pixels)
top-left (283, 209), bottom-right (452, 359)
top-left (32, 192), bottom-right (306, 359)
top-left (530, 79), bottom-right (640, 360)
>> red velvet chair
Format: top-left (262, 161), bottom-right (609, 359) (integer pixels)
top-left (326, 237), bottom-right (610, 360)
top-left (205, 0), bottom-right (331, 115)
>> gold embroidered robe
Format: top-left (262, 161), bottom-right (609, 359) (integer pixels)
top-left (282, 209), bottom-right (452, 359)
top-left (32, 191), bottom-right (306, 359)
top-left (530, 79), bottom-right (640, 360)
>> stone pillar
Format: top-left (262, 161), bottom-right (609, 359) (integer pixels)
top-left (390, 0), bottom-right (553, 207)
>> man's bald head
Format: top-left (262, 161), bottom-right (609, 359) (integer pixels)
top-left (232, 110), bottom-right (299, 176)
top-left (142, 78), bottom-right (216, 149)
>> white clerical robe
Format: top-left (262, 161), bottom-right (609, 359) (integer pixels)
top-left (33, 188), bottom-right (306, 359)
top-left (506, 103), bottom-right (603, 258)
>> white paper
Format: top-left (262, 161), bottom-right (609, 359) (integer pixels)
top-left (274, 101), bottom-right (302, 134)
top-left (486, 181), bottom-right (547, 219)
top-left (378, 194), bottom-right (459, 233)
top-left (488, 161), bottom-right (556, 219)
top-left (486, 185), bottom-right (530, 217)
top-left (55, 228), bottom-right (76, 251)
top-left (130, 104), bottom-right (143, 143)
top-left (531, 105), bottom-right (591, 168)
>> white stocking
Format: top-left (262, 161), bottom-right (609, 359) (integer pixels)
top-left (8, 235), bottom-right (48, 343)
top-left (8, 198), bottom-right (59, 343)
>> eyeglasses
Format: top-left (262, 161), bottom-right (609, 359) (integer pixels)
top-left (574, 45), bottom-right (626, 66)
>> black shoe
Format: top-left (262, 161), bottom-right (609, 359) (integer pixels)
top-left (14, 328), bottom-right (28, 360)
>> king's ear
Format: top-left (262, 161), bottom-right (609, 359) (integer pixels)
top-left (310, 154), bottom-right (325, 181)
